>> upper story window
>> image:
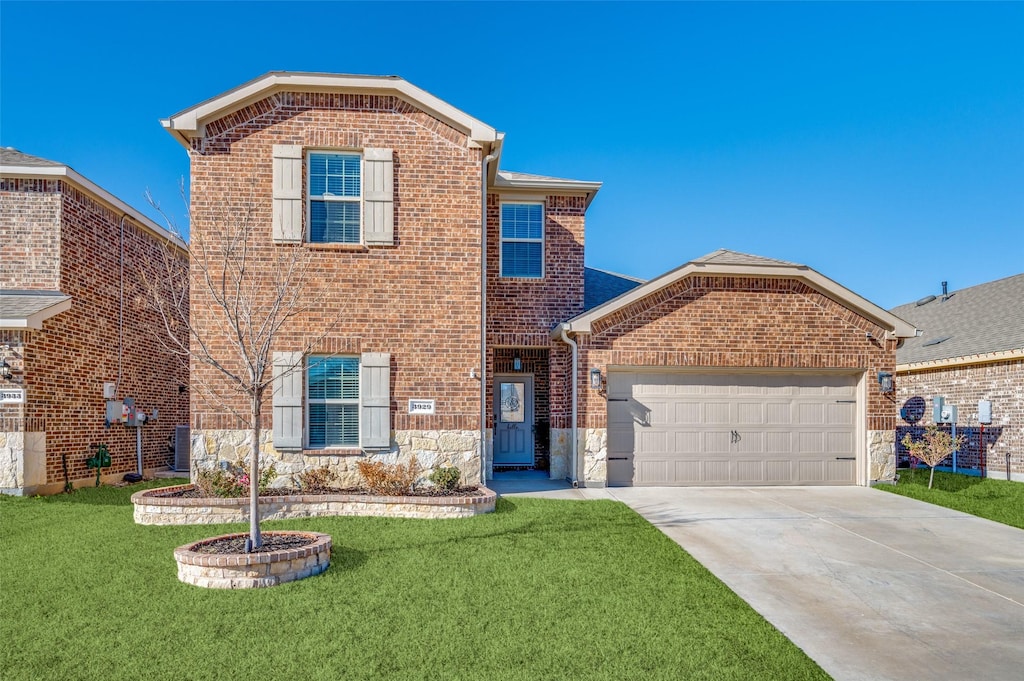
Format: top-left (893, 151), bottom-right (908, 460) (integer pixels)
top-left (308, 152), bottom-right (361, 244)
top-left (500, 202), bottom-right (544, 278)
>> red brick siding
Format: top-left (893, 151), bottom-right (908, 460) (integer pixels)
top-left (188, 93), bottom-right (483, 434)
top-left (896, 359), bottom-right (1023, 476)
top-left (569, 276), bottom-right (897, 429)
top-left (1, 181), bottom-right (189, 485)
top-left (0, 180), bottom-right (61, 289)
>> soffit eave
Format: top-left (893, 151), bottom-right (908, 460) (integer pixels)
top-left (561, 262), bottom-right (918, 338)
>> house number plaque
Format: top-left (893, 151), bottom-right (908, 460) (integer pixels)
top-left (408, 399), bottom-right (436, 415)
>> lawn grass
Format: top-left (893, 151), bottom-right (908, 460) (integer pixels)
top-left (0, 481), bottom-right (828, 681)
top-left (877, 468), bottom-right (1024, 529)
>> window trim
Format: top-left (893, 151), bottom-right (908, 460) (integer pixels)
top-left (305, 149), bottom-right (364, 245)
top-left (499, 201), bottom-right (545, 279)
top-left (305, 354), bottom-right (361, 449)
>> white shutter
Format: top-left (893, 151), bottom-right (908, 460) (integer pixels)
top-left (363, 148), bottom-right (394, 245)
top-left (272, 145), bottom-right (303, 243)
top-left (272, 351), bottom-right (304, 450)
top-left (360, 352), bottom-right (391, 449)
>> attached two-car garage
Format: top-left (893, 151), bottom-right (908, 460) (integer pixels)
top-left (606, 371), bottom-right (859, 486)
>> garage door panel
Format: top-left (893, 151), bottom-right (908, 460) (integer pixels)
top-left (607, 372), bottom-right (859, 486)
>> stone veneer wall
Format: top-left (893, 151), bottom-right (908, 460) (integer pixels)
top-left (134, 484), bottom-right (497, 525)
top-left (191, 428), bottom-right (482, 487)
top-left (582, 427), bottom-right (608, 487)
top-left (0, 431), bottom-right (46, 495)
top-left (549, 428), bottom-right (572, 481)
top-left (868, 429), bottom-right (896, 482)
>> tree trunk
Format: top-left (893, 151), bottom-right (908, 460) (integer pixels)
top-left (249, 392), bottom-right (262, 550)
top-left (928, 465), bottom-right (935, 490)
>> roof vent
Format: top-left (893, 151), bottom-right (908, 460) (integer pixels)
top-left (915, 295), bottom-right (937, 306)
top-left (922, 335), bottom-right (952, 347)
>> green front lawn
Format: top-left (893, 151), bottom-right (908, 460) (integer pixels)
top-left (0, 481), bottom-right (827, 681)
top-left (878, 469), bottom-right (1024, 529)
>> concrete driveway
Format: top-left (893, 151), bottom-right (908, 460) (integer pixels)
top-left (603, 486), bottom-right (1024, 681)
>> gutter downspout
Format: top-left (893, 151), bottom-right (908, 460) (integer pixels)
top-left (480, 147), bottom-right (499, 486)
top-left (558, 325), bottom-right (580, 487)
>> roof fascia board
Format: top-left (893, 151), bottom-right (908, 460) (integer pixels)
top-left (563, 261), bottom-right (918, 338)
top-left (896, 348), bottom-right (1024, 373)
top-left (1, 165), bottom-right (187, 252)
top-left (162, 73), bottom-right (498, 147)
top-left (493, 176), bottom-right (602, 209)
top-left (0, 297), bottom-right (73, 330)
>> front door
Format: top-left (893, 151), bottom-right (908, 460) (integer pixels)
top-left (493, 375), bottom-right (534, 466)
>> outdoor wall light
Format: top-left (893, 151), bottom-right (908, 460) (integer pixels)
top-left (590, 367), bottom-right (603, 390)
top-left (513, 356), bottom-right (522, 371)
top-left (0, 361), bottom-right (10, 380)
top-left (877, 371), bottom-right (894, 394)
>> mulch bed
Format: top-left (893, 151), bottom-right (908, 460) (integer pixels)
top-left (191, 533), bottom-right (315, 555)
top-left (155, 485), bottom-right (485, 499)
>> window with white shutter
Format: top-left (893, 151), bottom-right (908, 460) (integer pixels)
top-left (272, 351), bottom-right (304, 450)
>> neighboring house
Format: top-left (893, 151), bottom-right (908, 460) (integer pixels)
top-left (162, 72), bottom-right (916, 489)
top-left (891, 275), bottom-right (1024, 482)
top-left (0, 148), bottom-right (189, 495)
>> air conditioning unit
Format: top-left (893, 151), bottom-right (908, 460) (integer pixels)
top-left (173, 425), bottom-right (191, 473)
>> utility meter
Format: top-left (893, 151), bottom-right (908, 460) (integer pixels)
top-left (978, 400), bottom-right (993, 425)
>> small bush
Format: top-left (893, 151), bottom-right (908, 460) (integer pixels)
top-left (429, 466), bottom-right (461, 491)
top-left (295, 466), bottom-right (338, 491)
top-left (194, 469), bottom-right (244, 498)
top-left (357, 455), bottom-right (420, 496)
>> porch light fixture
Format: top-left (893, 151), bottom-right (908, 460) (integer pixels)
top-left (590, 368), bottom-right (603, 390)
top-left (513, 356), bottom-right (522, 371)
top-left (0, 361), bottom-right (10, 380)
top-left (877, 371), bottom-right (894, 394)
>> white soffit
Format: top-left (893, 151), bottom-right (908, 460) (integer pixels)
top-left (162, 72), bottom-right (499, 148)
top-left (560, 255), bottom-right (918, 339)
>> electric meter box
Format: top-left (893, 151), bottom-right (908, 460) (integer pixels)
top-left (106, 400), bottom-right (123, 424)
top-left (978, 400), bottom-right (993, 425)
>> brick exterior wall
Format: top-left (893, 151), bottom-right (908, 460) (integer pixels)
top-left (572, 276), bottom-right (897, 430)
top-left (896, 359), bottom-right (1024, 480)
top-left (0, 179), bottom-right (189, 492)
top-left (187, 92), bottom-right (484, 445)
top-left (0, 179), bottom-right (61, 288)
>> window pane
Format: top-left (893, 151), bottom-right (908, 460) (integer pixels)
top-left (310, 200), bottom-right (360, 243)
top-left (501, 203), bottom-right (543, 240)
top-left (308, 357), bottom-right (359, 399)
top-left (500, 382), bottom-right (525, 423)
top-left (502, 241), bottom-right (542, 278)
top-left (308, 404), bottom-right (359, 448)
top-left (310, 152), bottom-right (360, 198)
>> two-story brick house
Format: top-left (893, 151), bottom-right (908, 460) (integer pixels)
top-left (1, 149), bottom-right (189, 495)
top-left (164, 72), bottom-right (917, 489)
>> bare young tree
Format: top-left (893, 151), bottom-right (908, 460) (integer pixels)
top-left (901, 425), bottom-right (966, 489)
top-left (142, 181), bottom-right (336, 550)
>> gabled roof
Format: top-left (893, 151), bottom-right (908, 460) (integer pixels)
top-left (891, 274), bottom-right (1024, 368)
top-left (558, 249), bottom-right (918, 339)
top-left (0, 148), bottom-right (186, 251)
top-left (161, 71), bottom-right (500, 150)
top-left (584, 267), bottom-right (645, 311)
top-left (0, 290), bottom-right (72, 329)
top-left (495, 170), bottom-right (602, 208)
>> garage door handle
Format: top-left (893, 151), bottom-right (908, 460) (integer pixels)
top-left (608, 457), bottom-right (628, 460)
top-left (835, 457), bottom-right (856, 460)
top-left (607, 398), bottom-right (628, 402)
top-left (835, 400), bottom-right (856, 404)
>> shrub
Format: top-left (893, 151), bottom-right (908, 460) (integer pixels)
top-left (901, 425), bottom-right (966, 489)
top-left (194, 469), bottom-right (245, 498)
top-left (295, 466), bottom-right (338, 491)
top-left (429, 466), bottom-right (461, 491)
top-left (357, 455), bottom-right (420, 496)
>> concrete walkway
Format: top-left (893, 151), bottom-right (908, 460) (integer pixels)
top-left (491, 476), bottom-right (1024, 681)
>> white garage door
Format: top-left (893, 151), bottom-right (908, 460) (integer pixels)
top-left (607, 372), bottom-right (859, 486)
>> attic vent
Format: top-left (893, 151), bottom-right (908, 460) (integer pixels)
top-left (922, 335), bottom-right (952, 347)
top-left (915, 295), bottom-right (937, 306)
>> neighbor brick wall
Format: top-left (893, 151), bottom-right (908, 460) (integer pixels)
top-left (569, 276), bottom-right (897, 429)
top-left (187, 92), bottom-right (483, 436)
top-left (896, 359), bottom-right (1023, 477)
top-left (1, 180), bottom-right (189, 487)
top-left (0, 179), bottom-right (61, 289)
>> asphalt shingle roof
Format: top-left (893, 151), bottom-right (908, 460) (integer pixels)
top-left (0, 148), bottom-right (64, 168)
top-left (890, 274), bottom-right (1024, 365)
top-left (584, 267), bottom-right (645, 311)
top-left (0, 290), bottom-right (71, 319)
top-left (693, 249), bottom-right (801, 267)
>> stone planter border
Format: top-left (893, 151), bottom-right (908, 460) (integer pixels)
top-left (174, 531), bottom-right (331, 589)
top-left (132, 484), bottom-right (497, 525)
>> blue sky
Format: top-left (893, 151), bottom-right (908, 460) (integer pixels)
top-left (2, 1), bottom-right (1021, 309)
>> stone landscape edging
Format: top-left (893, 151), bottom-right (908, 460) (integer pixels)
top-left (132, 484), bottom-right (497, 525)
top-left (174, 531), bottom-right (331, 589)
